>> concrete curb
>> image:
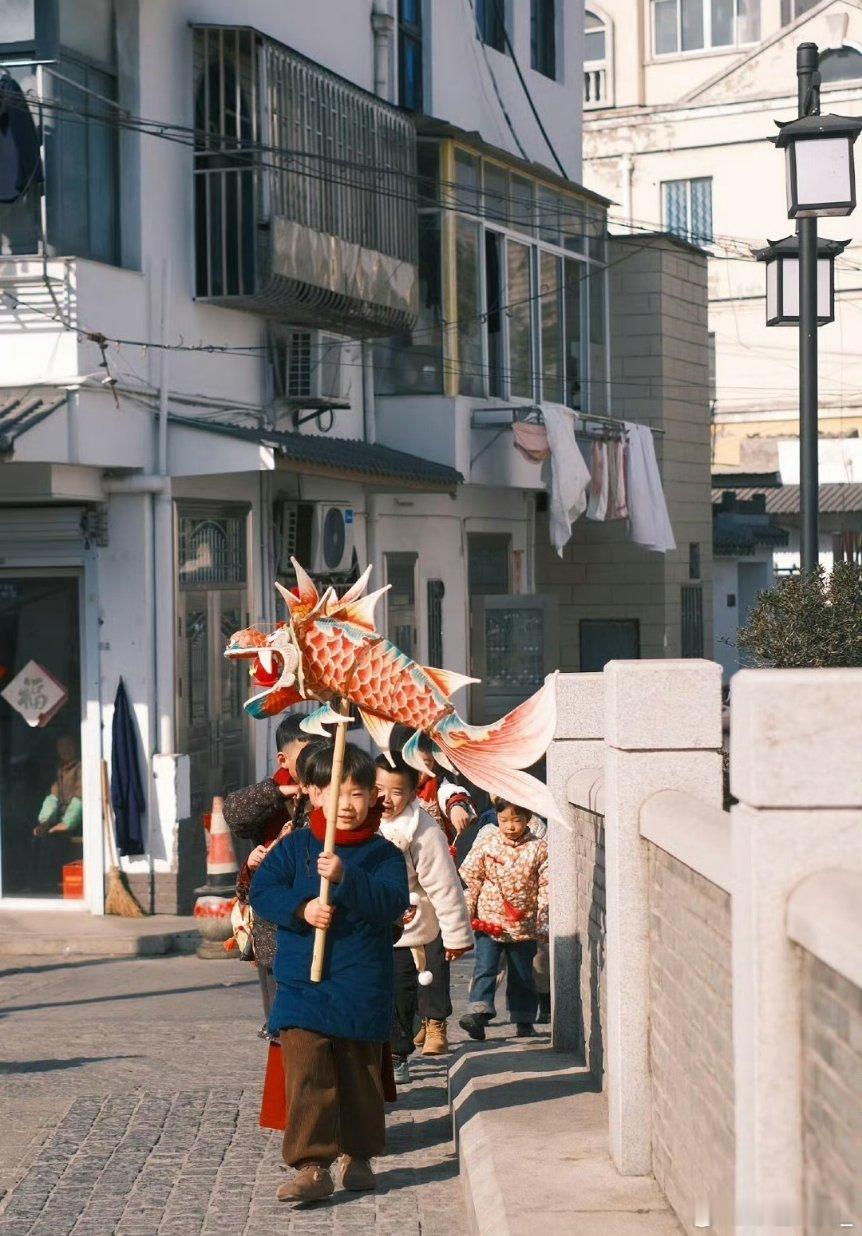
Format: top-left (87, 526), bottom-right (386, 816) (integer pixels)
top-left (449, 1041), bottom-right (683, 1236)
top-left (0, 912), bottom-right (202, 958)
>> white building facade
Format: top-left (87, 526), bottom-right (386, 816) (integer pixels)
top-left (0, 0), bottom-right (598, 912)
top-left (580, 0), bottom-right (862, 587)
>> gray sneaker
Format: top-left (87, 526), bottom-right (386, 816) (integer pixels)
top-left (393, 1055), bottom-right (411, 1085)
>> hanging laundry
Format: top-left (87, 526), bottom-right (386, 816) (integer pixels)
top-left (607, 437), bottom-right (628, 520)
top-left (513, 420), bottom-right (551, 463)
top-left (625, 422), bottom-right (676, 553)
top-left (541, 403), bottom-right (591, 556)
top-left (586, 441), bottom-right (609, 522)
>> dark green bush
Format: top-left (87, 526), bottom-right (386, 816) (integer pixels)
top-left (737, 562), bottom-right (862, 668)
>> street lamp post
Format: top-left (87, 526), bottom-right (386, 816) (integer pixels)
top-left (798, 45), bottom-right (819, 577)
top-left (768, 43), bottom-right (862, 574)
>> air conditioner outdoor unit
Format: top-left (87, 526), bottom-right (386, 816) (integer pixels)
top-left (275, 501), bottom-right (354, 576)
top-left (310, 504), bottom-right (354, 574)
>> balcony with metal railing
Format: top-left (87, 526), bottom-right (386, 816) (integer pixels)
top-left (192, 26), bottom-right (419, 338)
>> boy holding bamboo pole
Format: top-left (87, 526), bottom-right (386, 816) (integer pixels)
top-left (249, 733), bottom-right (409, 1205)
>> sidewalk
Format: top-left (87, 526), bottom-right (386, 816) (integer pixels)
top-left (0, 911), bottom-right (199, 957)
top-left (451, 1039), bottom-right (682, 1236)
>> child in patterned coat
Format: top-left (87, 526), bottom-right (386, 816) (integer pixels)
top-left (458, 798), bottom-right (549, 1040)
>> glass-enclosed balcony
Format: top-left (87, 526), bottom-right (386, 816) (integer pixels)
top-left (374, 120), bottom-right (610, 414)
top-left (192, 26), bottom-right (419, 338)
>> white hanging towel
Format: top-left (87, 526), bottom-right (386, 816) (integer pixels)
top-left (586, 440), bottom-right (609, 522)
top-left (625, 422), bottom-right (676, 553)
top-left (542, 403), bottom-right (591, 556)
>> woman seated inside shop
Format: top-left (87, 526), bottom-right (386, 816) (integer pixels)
top-left (33, 734), bottom-right (83, 842)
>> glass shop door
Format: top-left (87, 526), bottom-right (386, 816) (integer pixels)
top-left (0, 572), bottom-right (85, 900)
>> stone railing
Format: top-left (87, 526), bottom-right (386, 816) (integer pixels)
top-left (546, 661), bottom-right (862, 1236)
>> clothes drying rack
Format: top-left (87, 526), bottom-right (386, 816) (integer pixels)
top-left (469, 405), bottom-right (664, 467)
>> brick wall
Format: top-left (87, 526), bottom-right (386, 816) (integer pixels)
top-left (535, 234), bottom-right (713, 671)
top-left (800, 953), bottom-right (862, 1232)
top-left (572, 806), bottom-right (606, 1082)
top-left (647, 844), bottom-right (735, 1235)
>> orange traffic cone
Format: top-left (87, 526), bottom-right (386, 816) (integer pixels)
top-left (194, 795), bottom-right (239, 959)
top-left (206, 796), bottom-right (238, 888)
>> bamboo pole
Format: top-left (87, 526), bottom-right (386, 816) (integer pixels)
top-left (310, 699), bottom-right (351, 982)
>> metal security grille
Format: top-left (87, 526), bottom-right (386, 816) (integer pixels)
top-left (266, 41), bottom-right (415, 262)
top-left (427, 579), bottom-right (444, 666)
top-left (681, 584), bottom-right (704, 658)
top-left (193, 26), bottom-right (259, 299)
top-left (285, 331), bottom-right (312, 398)
top-left (192, 24), bottom-right (418, 335)
top-left (178, 514), bottom-right (247, 587)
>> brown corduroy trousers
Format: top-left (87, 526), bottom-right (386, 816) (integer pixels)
top-left (280, 1028), bottom-right (385, 1169)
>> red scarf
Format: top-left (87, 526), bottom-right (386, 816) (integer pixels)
top-left (308, 803), bottom-right (383, 848)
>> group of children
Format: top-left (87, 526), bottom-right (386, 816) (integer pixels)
top-left (224, 714), bottom-right (549, 1206)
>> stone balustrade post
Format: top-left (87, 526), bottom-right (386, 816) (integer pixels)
top-left (730, 668), bottom-right (862, 1235)
top-left (546, 672), bottom-right (605, 1052)
top-left (604, 659), bottom-right (723, 1175)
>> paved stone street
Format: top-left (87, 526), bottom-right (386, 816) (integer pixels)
top-left (0, 952), bottom-right (474, 1234)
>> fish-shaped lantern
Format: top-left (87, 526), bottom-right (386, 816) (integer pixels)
top-left (225, 560), bottom-right (560, 822)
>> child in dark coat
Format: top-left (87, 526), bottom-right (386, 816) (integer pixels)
top-left (224, 715), bottom-right (321, 1030)
top-left (250, 742), bottom-right (409, 1205)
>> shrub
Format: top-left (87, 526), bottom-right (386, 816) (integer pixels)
top-left (737, 562), bottom-right (862, 668)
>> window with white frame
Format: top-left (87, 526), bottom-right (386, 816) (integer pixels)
top-left (819, 45), bottom-right (862, 82)
top-left (584, 10), bottom-right (611, 108)
top-left (452, 149), bottom-right (607, 411)
top-left (663, 177), bottom-right (713, 245)
top-left (653, 0), bottom-right (759, 55)
top-left (780, 0), bottom-right (819, 24)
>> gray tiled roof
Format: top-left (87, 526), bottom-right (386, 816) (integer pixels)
top-left (711, 484), bottom-right (862, 515)
top-left (0, 390), bottom-right (66, 452)
top-left (171, 415), bottom-right (463, 490)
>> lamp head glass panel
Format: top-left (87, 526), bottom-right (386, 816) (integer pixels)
top-left (775, 114), bottom-right (862, 218)
top-left (788, 136), bottom-right (855, 217)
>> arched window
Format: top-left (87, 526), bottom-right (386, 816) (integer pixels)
top-left (584, 10), bottom-right (612, 108)
top-left (819, 45), bottom-right (862, 83)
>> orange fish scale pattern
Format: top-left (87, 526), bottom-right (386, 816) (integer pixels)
top-left (301, 622), bottom-right (441, 730)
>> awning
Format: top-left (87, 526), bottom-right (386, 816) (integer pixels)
top-left (170, 415), bottom-right (463, 492)
top-left (0, 390), bottom-right (67, 454)
top-left (713, 513), bottom-right (789, 557)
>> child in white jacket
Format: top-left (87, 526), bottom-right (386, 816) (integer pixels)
top-left (375, 755), bottom-right (474, 1084)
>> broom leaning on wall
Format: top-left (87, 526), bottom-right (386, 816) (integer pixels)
top-left (100, 760), bottom-right (146, 917)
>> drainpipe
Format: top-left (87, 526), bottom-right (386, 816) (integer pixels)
top-left (368, 1), bottom-right (393, 587)
top-left (620, 153), bottom-right (634, 233)
top-left (153, 259), bottom-right (175, 758)
top-left (362, 342), bottom-right (381, 587)
top-left (371, 0), bottom-right (395, 102)
top-left (362, 343), bottom-right (377, 446)
top-left (103, 262), bottom-right (175, 763)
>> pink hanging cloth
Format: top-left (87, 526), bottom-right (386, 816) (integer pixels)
top-left (607, 437), bottom-right (629, 520)
top-left (586, 441), bottom-right (609, 521)
top-left (513, 420), bottom-right (551, 463)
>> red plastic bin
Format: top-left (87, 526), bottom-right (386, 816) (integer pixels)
top-left (62, 859), bottom-right (85, 900)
